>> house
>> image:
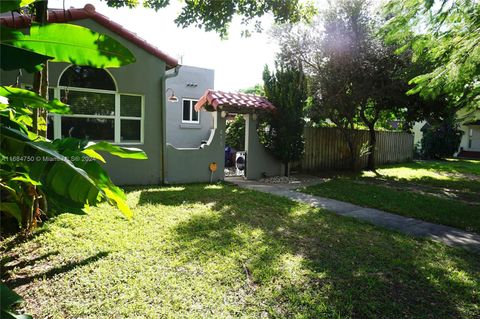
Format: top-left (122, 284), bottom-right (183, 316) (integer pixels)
top-left (1, 4), bottom-right (179, 185)
top-left (412, 109), bottom-right (480, 158)
top-left (166, 65), bottom-right (215, 148)
top-left (458, 109), bottom-right (480, 158)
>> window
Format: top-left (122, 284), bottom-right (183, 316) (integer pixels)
top-left (182, 99), bottom-right (199, 123)
top-left (48, 66), bottom-right (143, 144)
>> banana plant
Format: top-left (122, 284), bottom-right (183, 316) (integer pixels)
top-left (0, 283), bottom-right (32, 319)
top-left (0, 1), bottom-right (143, 232)
top-left (1, 88), bottom-right (147, 230)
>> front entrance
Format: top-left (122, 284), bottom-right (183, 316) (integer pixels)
top-left (225, 114), bottom-right (246, 177)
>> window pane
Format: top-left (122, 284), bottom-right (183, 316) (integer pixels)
top-left (183, 100), bottom-right (190, 121)
top-left (121, 119), bottom-right (141, 142)
top-left (192, 109), bottom-right (199, 122)
top-left (120, 95), bottom-right (141, 117)
top-left (47, 115), bottom-right (54, 140)
top-left (191, 99), bottom-right (199, 122)
top-left (61, 90), bottom-right (115, 116)
top-left (61, 117), bottom-right (114, 141)
top-left (59, 66), bottom-right (116, 90)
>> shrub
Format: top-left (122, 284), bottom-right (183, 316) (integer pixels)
top-left (421, 116), bottom-right (463, 159)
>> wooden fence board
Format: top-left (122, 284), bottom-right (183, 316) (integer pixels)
top-left (301, 127), bottom-right (414, 172)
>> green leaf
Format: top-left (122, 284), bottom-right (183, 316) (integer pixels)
top-left (0, 126), bottom-right (101, 209)
top-left (104, 187), bottom-right (132, 218)
top-left (0, 0), bottom-right (37, 13)
top-left (1, 310), bottom-right (33, 319)
top-left (2, 23), bottom-right (136, 68)
top-left (12, 174), bottom-right (42, 186)
top-left (81, 149), bottom-right (106, 163)
top-left (0, 111), bottom-right (30, 134)
top-left (86, 141), bottom-right (148, 159)
top-left (0, 283), bottom-right (22, 308)
top-left (0, 86), bottom-right (71, 114)
top-left (0, 44), bottom-right (52, 73)
top-left (0, 202), bottom-right (22, 224)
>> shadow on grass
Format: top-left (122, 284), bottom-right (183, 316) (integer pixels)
top-left (138, 184), bottom-right (479, 318)
top-left (1, 250), bottom-right (60, 276)
top-left (5, 251), bottom-right (109, 289)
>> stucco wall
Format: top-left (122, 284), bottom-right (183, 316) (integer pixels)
top-left (244, 114), bottom-right (283, 179)
top-left (0, 18), bottom-right (167, 185)
top-left (166, 66), bottom-right (214, 148)
top-left (166, 112), bottom-right (225, 184)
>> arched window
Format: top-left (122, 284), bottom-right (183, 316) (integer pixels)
top-left (59, 66), bottom-right (116, 90)
top-left (49, 65), bottom-right (143, 144)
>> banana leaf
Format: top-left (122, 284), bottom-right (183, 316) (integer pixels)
top-left (1, 24), bottom-right (136, 68)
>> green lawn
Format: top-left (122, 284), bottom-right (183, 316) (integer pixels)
top-left (303, 159), bottom-right (480, 233)
top-left (361, 159), bottom-right (480, 197)
top-left (303, 179), bottom-right (480, 233)
top-left (2, 184), bottom-right (479, 318)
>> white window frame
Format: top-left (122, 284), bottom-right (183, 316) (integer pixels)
top-left (182, 98), bottom-right (200, 124)
top-left (45, 66), bottom-right (145, 145)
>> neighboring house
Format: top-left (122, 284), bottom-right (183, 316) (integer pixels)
top-left (458, 109), bottom-right (480, 158)
top-left (166, 65), bottom-right (214, 148)
top-left (412, 109), bottom-right (480, 158)
top-left (1, 4), bottom-right (179, 185)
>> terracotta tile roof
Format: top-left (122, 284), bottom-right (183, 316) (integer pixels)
top-left (0, 4), bottom-right (178, 69)
top-left (195, 89), bottom-right (276, 113)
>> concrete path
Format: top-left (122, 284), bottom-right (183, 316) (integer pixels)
top-left (227, 177), bottom-right (480, 254)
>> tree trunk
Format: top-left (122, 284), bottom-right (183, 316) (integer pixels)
top-left (341, 127), bottom-right (358, 171)
top-left (367, 126), bottom-right (376, 170)
top-left (284, 161), bottom-right (289, 177)
top-left (31, 1), bottom-right (48, 135)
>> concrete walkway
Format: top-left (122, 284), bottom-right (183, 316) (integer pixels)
top-left (227, 177), bottom-right (480, 254)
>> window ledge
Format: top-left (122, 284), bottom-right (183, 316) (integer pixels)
top-left (180, 123), bottom-right (201, 129)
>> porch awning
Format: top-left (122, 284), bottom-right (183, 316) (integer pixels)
top-left (194, 89), bottom-right (276, 113)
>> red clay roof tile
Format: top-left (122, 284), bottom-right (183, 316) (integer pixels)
top-left (0, 4), bottom-right (178, 69)
top-left (195, 89), bottom-right (276, 113)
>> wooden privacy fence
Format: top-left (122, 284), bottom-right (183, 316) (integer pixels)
top-left (301, 127), bottom-right (414, 171)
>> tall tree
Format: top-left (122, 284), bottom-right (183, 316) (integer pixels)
top-left (262, 64), bottom-right (306, 176)
top-left (273, 0), bottom-right (425, 170)
top-left (382, 0), bottom-right (480, 110)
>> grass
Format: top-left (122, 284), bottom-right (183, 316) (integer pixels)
top-left (303, 179), bottom-right (480, 233)
top-left (361, 159), bottom-right (480, 196)
top-left (1, 183), bottom-right (479, 318)
top-left (303, 159), bottom-right (480, 233)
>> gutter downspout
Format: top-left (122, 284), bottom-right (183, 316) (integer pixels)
top-left (161, 65), bottom-right (181, 184)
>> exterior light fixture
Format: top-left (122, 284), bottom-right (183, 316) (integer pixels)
top-left (166, 88), bottom-right (178, 102)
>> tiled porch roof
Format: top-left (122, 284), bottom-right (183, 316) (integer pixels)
top-left (194, 89), bottom-right (276, 113)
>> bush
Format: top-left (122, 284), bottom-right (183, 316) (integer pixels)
top-left (421, 116), bottom-right (463, 159)
top-left (225, 115), bottom-right (245, 150)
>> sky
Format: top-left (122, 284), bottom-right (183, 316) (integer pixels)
top-left (49, 0), bottom-right (282, 92)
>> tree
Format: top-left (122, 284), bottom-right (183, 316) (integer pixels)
top-left (263, 64), bottom-right (306, 176)
top-left (240, 84), bottom-right (265, 96)
top-left (103, 0), bottom-right (316, 38)
top-left (273, 0), bottom-right (425, 170)
top-left (225, 114), bottom-right (245, 151)
top-left (382, 0), bottom-right (480, 111)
